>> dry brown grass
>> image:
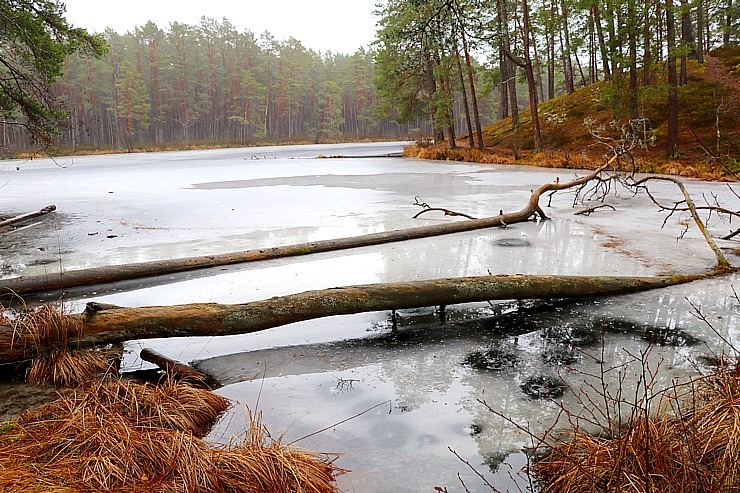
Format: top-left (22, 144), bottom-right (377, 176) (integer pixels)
top-left (0, 379), bottom-right (342, 493)
top-left (405, 145), bottom-right (520, 165)
top-left (7, 304), bottom-right (79, 351)
top-left (26, 349), bottom-right (115, 387)
top-left (533, 369), bottom-right (740, 493)
top-left (3, 303), bottom-right (121, 387)
top-left (215, 410), bottom-right (343, 493)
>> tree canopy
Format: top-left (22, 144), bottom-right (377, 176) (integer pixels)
top-left (0, 0), bottom-right (106, 146)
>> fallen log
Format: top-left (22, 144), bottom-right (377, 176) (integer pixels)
top-left (2, 163), bottom-right (610, 297)
top-left (139, 347), bottom-right (213, 387)
top-left (0, 272), bottom-right (707, 365)
top-left (0, 205), bottom-right (56, 230)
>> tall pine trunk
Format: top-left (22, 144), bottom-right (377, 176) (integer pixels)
top-left (547, 3), bottom-right (556, 98)
top-left (497, 0), bottom-right (519, 129)
top-left (522, 0), bottom-right (543, 152)
top-left (643, 0), bottom-right (653, 85)
top-left (592, 2), bottom-right (612, 80)
top-left (461, 28), bottom-right (484, 150)
top-left (455, 50), bottom-right (475, 148)
top-left (628, 0), bottom-right (639, 119)
top-left (560, 0), bottom-right (575, 93)
top-left (696, 0), bottom-right (704, 63)
top-left (724, 0), bottom-right (734, 45)
top-left (666, 0), bottom-right (679, 158)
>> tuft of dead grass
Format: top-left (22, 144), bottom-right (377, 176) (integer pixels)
top-left (3, 303), bottom-right (121, 387)
top-left (533, 368), bottom-right (740, 493)
top-left (215, 410), bottom-right (342, 493)
top-left (26, 349), bottom-right (115, 387)
top-left (0, 379), bottom-right (342, 493)
top-left (7, 304), bottom-right (80, 352)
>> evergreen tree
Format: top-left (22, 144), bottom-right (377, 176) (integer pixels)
top-left (0, 0), bottom-right (106, 147)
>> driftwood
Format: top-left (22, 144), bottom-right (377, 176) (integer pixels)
top-left (0, 272), bottom-right (707, 365)
top-left (2, 163), bottom-right (610, 297)
top-left (0, 205), bottom-right (56, 230)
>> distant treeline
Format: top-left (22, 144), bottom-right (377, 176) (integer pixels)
top-left (1, 18), bottom-right (498, 153)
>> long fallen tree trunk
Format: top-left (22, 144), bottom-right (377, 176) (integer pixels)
top-left (0, 272), bottom-right (707, 365)
top-left (2, 163), bottom-right (610, 297)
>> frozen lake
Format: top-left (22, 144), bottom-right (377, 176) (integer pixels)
top-left (1, 142), bottom-right (739, 491)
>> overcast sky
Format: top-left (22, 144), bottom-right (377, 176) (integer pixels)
top-left (62, 0), bottom-right (380, 54)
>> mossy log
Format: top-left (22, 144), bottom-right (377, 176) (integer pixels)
top-left (0, 272), bottom-right (704, 365)
top-left (2, 164), bottom-right (610, 297)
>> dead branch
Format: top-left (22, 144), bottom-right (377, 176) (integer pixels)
top-left (688, 125), bottom-right (740, 180)
top-left (412, 196), bottom-right (478, 219)
top-left (0, 205), bottom-right (56, 230)
top-left (575, 204), bottom-right (616, 216)
top-left (630, 176), bottom-right (732, 270)
top-left (413, 208), bottom-right (478, 219)
top-left (139, 347), bottom-right (213, 388)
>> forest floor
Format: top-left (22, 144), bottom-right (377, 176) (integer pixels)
top-left (410, 47), bottom-right (740, 181)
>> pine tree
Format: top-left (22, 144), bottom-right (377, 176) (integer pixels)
top-left (0, 0), bottom-right (106, 147)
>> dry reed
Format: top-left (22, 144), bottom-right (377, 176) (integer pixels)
top-left (533, 369), bottom-right (740, 493)
top-left (0, 379), bottom-right (342, 492)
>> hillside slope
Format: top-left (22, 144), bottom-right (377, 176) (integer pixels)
top-left (411, 47), bottom-right (740, 180)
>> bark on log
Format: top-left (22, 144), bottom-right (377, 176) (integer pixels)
top-left (0, 205), bottom-right (56, 229)
top-left (0, 272), bottom-right (706, 365)
top-left (2, 164), bottom-right (610, 297)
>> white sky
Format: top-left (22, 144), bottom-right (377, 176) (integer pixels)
top-left (62, 0), bottom-right (380, 54)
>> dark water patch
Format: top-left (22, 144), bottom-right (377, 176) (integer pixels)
top-left (641, 326), bottom-right (702, 346)
top-left (540, 325), bottom-right (600, 347)
top-left (466, 312), bottom-right (552, 337)
top-left (467, 422), bottom-right (483, 436)
top-left (482, 451), bottom-right (515, 473)
top-left (695, 354), bottom-right (732, 368)
top-left (520, 376), bottom-right (567, 399)
top-left (542, 347), bottom-right (579, 366)
top-left (394, 402), bottom-right (413, 413)
top-left (463, 344), bottom-right (520, 371)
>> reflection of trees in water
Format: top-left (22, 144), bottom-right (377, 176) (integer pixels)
top-left (372, 338), bottom-right (460, 411)
top-left (610, 278), bottom-right (740, 351)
